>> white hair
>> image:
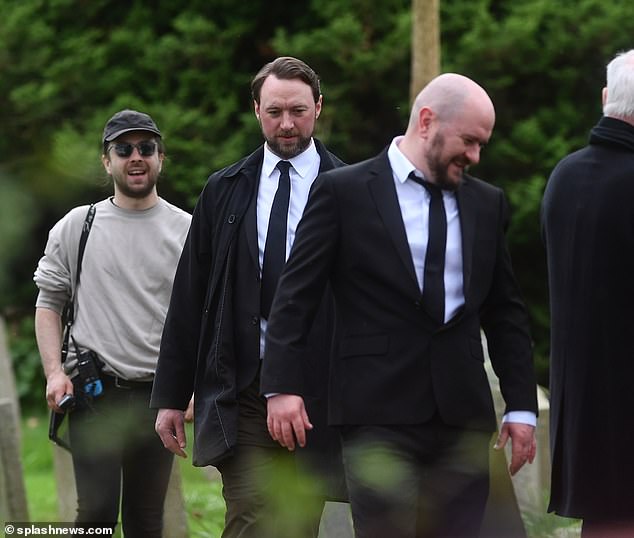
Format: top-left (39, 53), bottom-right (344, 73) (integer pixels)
top-left (603, 49), bottom-right (634, 118)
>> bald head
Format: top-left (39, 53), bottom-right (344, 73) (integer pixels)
top-left (398, 73), bottom-right (496, 189)
top-left (408, 73), bottom-right (495, 129)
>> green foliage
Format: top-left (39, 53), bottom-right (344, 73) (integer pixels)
top-left (273, 0), bottom-right (412, 161)
top-left (0, 0), bottom-right (411, 322)
top-left (22, 415), bottom-right (58, 522)
top-left (442, 0), bottom-right (634, 383)
top-left (0, 175), bottom-right (38, 308)
top-left (9, 317), bottom-right (46, 413)
top-left (5, 0), bottom-right (634, 389)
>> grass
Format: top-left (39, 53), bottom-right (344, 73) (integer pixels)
top-left (21, 413), bottom-right (225, 537)
top-left (21, 415), bottom-right (58, 521)
top-left (524, 506), bottom-right (581, 538)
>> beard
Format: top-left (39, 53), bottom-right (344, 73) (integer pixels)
top-left (425, 132), bottom-right (466, 191)
top-left (264, 130), bottom-right (312, 160)
top-left (112, 168), bottom-right (159, 199)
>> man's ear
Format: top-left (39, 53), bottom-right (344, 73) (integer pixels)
top-left (315, 95), bottom-right (323, 119)
top-left (602, 87), bottom-right (608, 108)
top-left (419, 107), bottom-right (434, 137)
top-left (101, 154), bottom-right (112, 175)
top-left (254, 100), bottom-right (260, 121)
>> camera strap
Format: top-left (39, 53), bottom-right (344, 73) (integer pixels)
top-left (50, 204), bottom-right (96, 451)
top-left (61, 204), bottom-right (96, 364)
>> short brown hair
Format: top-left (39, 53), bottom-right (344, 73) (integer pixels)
top-left (251, 56), bottom-right (321, 104)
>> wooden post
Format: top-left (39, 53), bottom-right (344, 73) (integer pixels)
top-left (410, 0), bottom-right (441, 101)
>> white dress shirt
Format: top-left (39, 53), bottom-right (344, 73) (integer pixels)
top-left (387, 137), bottom-right (464, 322)
top-left (258, 139), bottom-right (321, 358)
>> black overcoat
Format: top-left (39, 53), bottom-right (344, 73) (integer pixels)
top-left (151, 140), bottom-right (346, 499)
top-left (541, 116), bottom-right (634, 519)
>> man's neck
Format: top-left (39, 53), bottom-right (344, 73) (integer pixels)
top-left (112, 190), bottom-right (159, 210)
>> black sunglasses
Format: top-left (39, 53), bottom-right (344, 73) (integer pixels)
top-left (110, 141), bottom-right (157, 158)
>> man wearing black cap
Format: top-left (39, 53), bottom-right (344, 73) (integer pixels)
top-left (34, 109), bottom-right (191, 536)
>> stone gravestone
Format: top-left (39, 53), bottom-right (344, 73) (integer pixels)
top-left (52, 444), bottom-right (77, 521)
top-left (0, 316), bottom-right (29, 522)
top-left (319, 502), bottom-right (354, 538)
top-left (162, 463), bottom-right (188, 537)
top-left (481, 331), bottom-right (552, 537)
top-left (0, 317), bottom-right (20, 432)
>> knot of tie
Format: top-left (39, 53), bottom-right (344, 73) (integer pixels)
top-left (408, 171), bottom-right (441, 197)
top-left (277, 160), bottom-right (291, 175)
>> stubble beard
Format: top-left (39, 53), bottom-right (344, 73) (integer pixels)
top-left (112, 169), bottom-right (158, 199)
top-left (426, 131), bottom-right (464, 191)
top-left (265, 132), bottom-right (312, 160)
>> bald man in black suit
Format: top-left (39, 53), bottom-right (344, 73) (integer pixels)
top-left (262, 73), bottom-right (538, 538)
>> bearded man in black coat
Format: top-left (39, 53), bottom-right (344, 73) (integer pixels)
top-left (151, 57), bottom-right (346, 538)
top-left (541, 49), bottom-right (634, 537)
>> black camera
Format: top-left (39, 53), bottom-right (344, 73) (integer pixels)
top-left (58, 393), bottom-right (75, 410)
top-left (76, 349), bottom-right (103, 397)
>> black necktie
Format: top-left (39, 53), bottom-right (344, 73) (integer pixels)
top-left (261, 160), bottom-right (292, 319)
top-left (409, 172), bottom-right (447, 323)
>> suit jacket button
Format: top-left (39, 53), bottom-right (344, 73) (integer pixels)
top-left (414, 301), bottom-right (422, 310)
top-left (251, 316), bottom-right (259, 325)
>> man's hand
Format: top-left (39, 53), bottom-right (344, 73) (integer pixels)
top-left (46, 371), bottom-right (74, 413)
top-left (267, 394), bottom-right (312, 451)
top-left (494, 422), bottom-right (536, 476)
top-left (155, 408), bottom-right (188, 458)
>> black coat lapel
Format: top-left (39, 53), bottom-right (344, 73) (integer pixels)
top-left (239, 150), bottom-right (264, 271)
top-left (456, 176), bottom-right (477, 300)
top-left (367, 152), bottom-right (419, 288)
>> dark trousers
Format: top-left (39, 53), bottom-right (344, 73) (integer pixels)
top-left (340, 418), bottom-right (490, 538)
top-left (68, 376), bottom-right (173, 537)
top-left (215, 374), bottom-right (325, 538)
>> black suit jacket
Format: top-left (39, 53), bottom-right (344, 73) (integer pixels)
top-left (152, 141), bottom-right (347, 501)
top-left (262, 148), bottom-right (537, 432)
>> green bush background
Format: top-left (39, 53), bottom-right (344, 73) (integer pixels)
top-left (4, 0), bottom-right (634, 409)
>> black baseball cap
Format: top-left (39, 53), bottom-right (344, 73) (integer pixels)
top-left (102, 109), bottom-right (162, 143)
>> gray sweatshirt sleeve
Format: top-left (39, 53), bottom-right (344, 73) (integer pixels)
top-left (33, 206), bottom-right (87, 313)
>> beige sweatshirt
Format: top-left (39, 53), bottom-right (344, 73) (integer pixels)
top-left (34, 197), bottom-right (191, 380)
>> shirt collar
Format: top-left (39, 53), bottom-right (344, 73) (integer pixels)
top-left (263, 138), bottom-right (317, 179)
top-left (387, 136), bottom-right (424, 184)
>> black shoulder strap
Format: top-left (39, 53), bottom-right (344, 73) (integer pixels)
top-left (76, 204), bottom-right (96, 286)
top-left (61, 204), bottom-right (96, 363)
